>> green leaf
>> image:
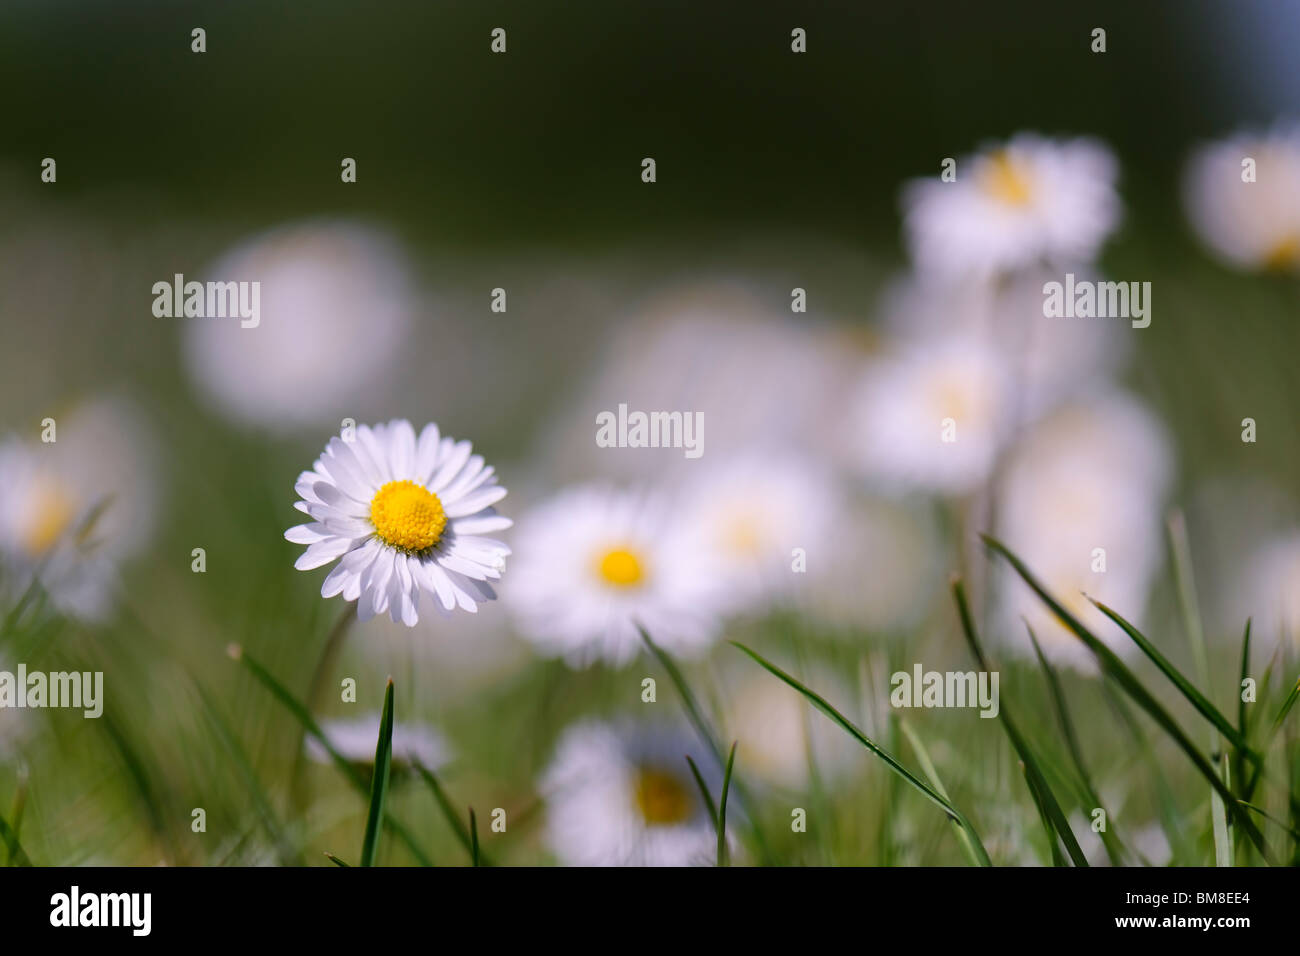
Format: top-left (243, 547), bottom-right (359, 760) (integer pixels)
top-left (731, 640), bottom-right (991, 866)
top-left (324, 852), bottom-right (351, 867)
top-left (359, 678), bottom-right (395, 867)
top-left (717, 742), bottom-right (737, 867)
top-left (469, 808), bottom-right (480, 868)
top-left (981, 535), bottom-right (1273, 862)
top-left (951, 579), bottom-right (1088, 867)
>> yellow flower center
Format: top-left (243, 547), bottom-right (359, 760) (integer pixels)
top-left (368, 479), bottom-right (446, 554)
top-left (1264, 235), bottom-right (1300, 272)
top-left (723, 513), bottom-right (764, 557)
top-left (981, 150), bottom-right (1034, 206)
top-left (634, 768), bottom-right (693, 825)
top-left (597, 547), bottom-right (645, 588)
top-left (23, 484), bottom-right (75, 555)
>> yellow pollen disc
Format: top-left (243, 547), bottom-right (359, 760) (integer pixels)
top-left (597, 547), bottom-right (645, 588)
top-left (981, 150), bottom-right (1034, 206)
top-left (368, 479), bottom-right (446, 554)
top-left (23, 485), bottom-right (75, 555)
top-left (723, 514), bottom-right (763, 557)
top-left (634, 768), bottom-right (692, 825)
top-left (1263, 235), bottom-right (1300, 272)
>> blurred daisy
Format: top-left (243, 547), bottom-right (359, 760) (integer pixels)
top-left (1184, 124), bottom-right (1300, 273)
top-left (285, 419), bottom-right (511, 626)
top-left (307, 713), bottom-right (451, 771)
top-left (541, 720), bottom-right (719, 866)
top-left (0, 397), bottom-right (158, 620)
top-left (723, 671), bottom-right (857, 790)
top-left (992, 391), bottom-right (1174, 671)
top-left (847, 335), bottom-right (1013, 496)
top-left (506, 485), bottom-right (726, 667)
top-left (183, 222), bottom-right (415, 431)
top-left (903, 134), bottom-right (1121, 282)
top-left (1235, 532), bottom-right (1300, 652)
top-left (675, 451), bottom-right (841, 614)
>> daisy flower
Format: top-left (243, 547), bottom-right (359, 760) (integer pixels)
top-left (306, 713), bottom-right (451, 771)
top-left (992, 390), bottom-right (1174, 671)
top-left (184, 222), bottom-right (415, 431)
top-left (1184, 123), bottom-right (1300, 273)
top-left (847, 335), bottom-right (1014, 496)
top-left (1234, 532), bottom-right (1300, 653)
top-left (506, 485), bottom-right (726, 667)
top-left (541, 720), bottom-right (720, 866)
top-left (902, 133), bottom-right (1121, 282)
top-left (285, 419), bottom-right (511, 626)
top-left (0, 398), bottom-right (159, 620)
top-left (674, 450), bottom-right (842, 615)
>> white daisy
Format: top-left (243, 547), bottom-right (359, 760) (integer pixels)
top-left (674, 450), bottom-right (842, 615)
top-left (306, 713), bottom-right (452, 771)
top-left (506, 485), bottom-right (726, 667)
top-left (285, 419), bottom-right (511, 626)
top-left (0, 398), bottom-right (158, 620)
top-left (992, 391), bottom-right (1174, 671)
top-left (902, 133), bottom-right (1121, 282)
top-left (847, 335), bottom-right (1014, 496)
top-left (1184, 123), bottom-right (1300, 273)
top-left (183, 222), bottom-right (415, 431)
top-left (541, 720), bottom-right (719, 866)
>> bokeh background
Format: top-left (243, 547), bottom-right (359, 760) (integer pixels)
top-left (1, 0), bottom-right (1299, 866)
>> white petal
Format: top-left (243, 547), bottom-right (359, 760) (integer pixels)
top-left (443, 484), bottom-right (507, 517)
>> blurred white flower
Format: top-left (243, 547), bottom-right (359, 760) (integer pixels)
top-left (1184, 123), bottom-right (1300, 273)
top-left (0, 397), bottom-right (158, 620)
top-left (541, 720), bottom-right (719, 866)
top-left (903, 134), bottom-right (1121, 282)
top-left (307, 713), bottom-right (451, 770)
top-left (674, 450), bottom-right (842, 615)
top-left (722, 671), bottom-right (857, 790)
top-left (286, 419), bottom-right (511, 626)
top-left (878, 271), bottom-right (1127, 422)
top-left (506, 485), bottom-right (726, 667)
top-left (542, 283), bottom-right (859, 485)
top-left (183, 222), bottom-right (415, 431)
top-left (847, 335), bottom-right (1013, 496)
top-left (992, 390), bottom-right (1174, 671)
top-left (1235, 532), bottom-right (1300, 652)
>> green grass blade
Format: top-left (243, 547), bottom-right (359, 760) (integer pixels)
top-left (731, 640), bottom-right (992, 866)
top-left (684, 755), bottom-right (719, 830)
top-left (324, 852), bottom-right (351, 867)
top-left (898, 720), bottom-right (989, 867)
top-left (359, 678), bottom-right (395, 866)
top-left (982, 535), bottom-right (1273, 862)
top-left (1088, 597), bottom-right (1260, 766)
top-left (0, 809), bottom-right (31, 867)
top-left (195, 683), bottom-right (298, 865)
top-left (229, 644), bottom-right (434, 866)
top-left (411, 762), bottom-right (491, 866)
top-left (639, 624), bottom-right (774, 864)
top-left (469, 808), bottom-right (480, 867)
top-left (717, 741), bottom-right (737, 867)
top-left (952, 579), bottom-right (1088, 866)
top-left (1026, 625), bottom-right (1124, 865)
top-left (1273, 676), bottom-right (1300, 733)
